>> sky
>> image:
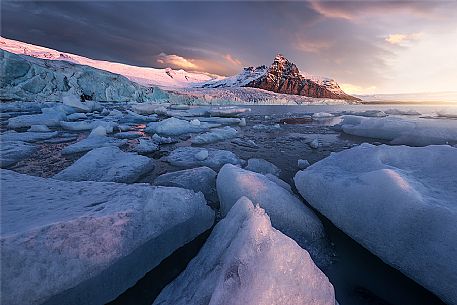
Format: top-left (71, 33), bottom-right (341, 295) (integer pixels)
top-left (2, 0), bottom-right (457, 95)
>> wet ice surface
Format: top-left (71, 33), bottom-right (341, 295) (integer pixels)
top-left (1, 102), bottom-right (453, 305)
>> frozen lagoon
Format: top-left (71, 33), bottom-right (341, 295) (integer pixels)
top-left (1, 101), bottom-right (456, 305)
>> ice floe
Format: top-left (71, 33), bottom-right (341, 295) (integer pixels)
top-left (337, 115), bottom-right (457, 145)
top-left (217, 164), bottom-right (327, 261)
top-left (60, 120), bottom-right (118, 133)
top-left (135, 139), bottom-right (159, 153)
top-left (61, 133), bottom-right (127, 155)
top-left (0, 169), bottom-right (214, 305)
top-left (7, 107), bottom-right (67, 128)
top-left (0, 141), bottom-right (37, 167)
top-left (145, 117), bottom-right (217, 136)
top-left (153, 196), bottom-right (335, 305)
top-left (54, 146), bottom-right (154, 183)
top-left (167, 147), bottom-right (242, 170)
top-left (27, 125), bottom-right (52, 132)
top-left (245, 158), bottom-right (281, 176)
top-left (231, 138), bottom-right (259, 149)
top-left (154, 167), bottom-right (218, 205)
top-left (294, 143), bottom-right (457, 305)
top-left (191, 126), bottom-right (238, 144)
top-left (208, 106), bottom-right (251, 117)
top-left (298, 159), bottom-right (311, 169)
top-left (0, 130), bottom-right (58, 143)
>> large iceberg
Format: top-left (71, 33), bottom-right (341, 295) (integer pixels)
top-left (337, 115), bottom-right (457, 145)
top-left (294, 144), bottom-right (457, 305)
top-left (167, 147), bottom-right (242, 171)
top-left (153, 197), bottom-right (335, 305)
top-left (0, 170), bottom-right (214, 305)
top-left (54, 146), bottom-right (154, 183)
top-left (217, 164), bottom-right (327, 261)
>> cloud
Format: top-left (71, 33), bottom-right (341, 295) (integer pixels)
top-left (309, 1), bottom-right (439, 21)
top-left (295, 40), bottom-right (332, 53)
top-left (156, 53), bottom-right (198, 70)
top-left (340, 83), bottom-right (377, 95)
top-left (385, 33), bottom-right (423, 45)
top-left (224, 54), bottom-right (242, 66)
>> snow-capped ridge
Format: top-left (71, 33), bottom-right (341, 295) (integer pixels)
top-left (0, 36), bottom-right (216, 88)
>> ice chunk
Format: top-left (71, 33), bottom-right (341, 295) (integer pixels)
top-left (190, 119), bottom-right (201, 126)
top-left (27, 125), bottom-right (51, 132)
top-left (191, 126), bottom-right (238, 144)
top-left (217, 164), bottom-right (327, 261)
top-left (63, 95), bottom-right (103, 113)
top-left (245, 158), bottom-right (281, 176)
top-left (0, 131), bottom-right (58, 143)
top-left (90, 126), bottom-right (107, 137)
top-left (195, 149), bottom-right (209, 161)
top-left (231, 138), bottom-right (259, 149)
top-left (309, 138), bottom-right (320, 149)
top-left (61, 134), bottom-right (127, 155)
top-left (0, 141), bottom-right (37, 167)
top-left (113, 131), bottom-right (142, 139)
top-left (264, 173), bottom-right (292, 193)
top-left (151, 133), bottom-right (177, 144)
top-left (252, 123), bottom-right (280, 131)
top-left (196, 117), bottom-right (241, 126)
top-left (338, 115), bottom-right (457, 145)
top-left (168, 147), bottom-right (242, 171)
top-left (298, 159), bottom-right (310, 169)
top-left (131, 102), bottom-right (170, 115)
top-left (136, 139), bottom-right (159, 154)
top-left (153, 197), bottom-right (335, 305)
top-left (208, 106), bottom-right (251, 117)
top-left (342, 110), bottom-right (387, 117)
top-left (145, 117), bottom-right (216, 136)
top-left (294, 144), bottom-right (457, 305)
top-left (436, 110), bottom-right (457, 119)
top-left (60, 120), bottom-right (118, 133)
top-left (124, 110), bottom-right (158, 123)
top-left (54, 146), bottom-right (154, 183)
top-left (313, 112), bottom-right (334, 118)
top-left (0, 170), bottom-right (214, 305)
top-left (385, 109), bottom-right (421, 116)
top-left (7, 107), bottom-right (67, 128)
top-left (67, 113), bottom-right (88, 121)
top-left (154, 167), bottom-right (218, 204)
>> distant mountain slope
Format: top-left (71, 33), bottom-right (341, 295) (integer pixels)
top-left (0, 37), bottom-right (217, 88)
top-left (200, 54), bottom-right (359, 101)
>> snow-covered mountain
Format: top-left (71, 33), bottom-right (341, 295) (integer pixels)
top-left (0, 37), bottom-right (217, 88)
top-left (199, 66), bottom-right (268, 88)
top-left (199, 54), bottom-right (359, 101)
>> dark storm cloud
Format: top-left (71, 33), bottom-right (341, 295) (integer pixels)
top-left (1, 0), bottom-right (456, 91)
